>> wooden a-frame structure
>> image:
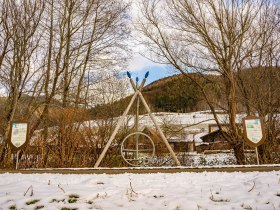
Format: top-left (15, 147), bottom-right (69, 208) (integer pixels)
top-left (94, 72), bottom-right (181, 167)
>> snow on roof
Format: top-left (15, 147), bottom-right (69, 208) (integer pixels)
top-left (194, 132), bottom-right (209, 143)
top-left (168, 134), bottom-right (194, 142)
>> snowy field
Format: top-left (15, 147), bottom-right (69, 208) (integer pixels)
top-left (0, 171), bottom-right (279, 210)
top-left (84, 111), bottom-right (245, 128)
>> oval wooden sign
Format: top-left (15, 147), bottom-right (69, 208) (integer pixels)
top-left (242, 116), bottom-right (265, 147)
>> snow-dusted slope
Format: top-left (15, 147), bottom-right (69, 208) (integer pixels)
top-left (84, 111), bottom-right (245, 129)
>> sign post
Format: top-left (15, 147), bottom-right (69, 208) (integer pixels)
top-left (8, 121), bottom-right (30, 169)
top-left (242, 116), bottom-right (265, 165)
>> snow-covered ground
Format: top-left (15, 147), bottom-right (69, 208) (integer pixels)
top-left (85, 111), bottom-right (280, 131)
top-left (0, 171), bottom-right (279, 210)
top-left (83, 111), bottom-right (246, 132)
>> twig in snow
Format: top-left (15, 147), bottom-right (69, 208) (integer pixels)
top-left (129, 178), bottom-right (137, 195)
top-left (126, 178), bottom-right (138, 202)
top-left (97, 182), bottom-right (104, 185)
top-left (58, 184), bottom-right (65, 193)
top-left (93, 192), bottom-right (107, 200)
top-left (24, 185), bottom-right (33, 196)
top-left (248, 181), bottom-right (255, 192)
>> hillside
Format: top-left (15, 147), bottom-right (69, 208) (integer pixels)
top-left (90, 73), bottom-right (214, 118)
top-left (91, 67), bottom-right (280, 117)
top-left (1, 67), bottom-right (278, 121)
top-left (142, 73), bottom-right (206, 112)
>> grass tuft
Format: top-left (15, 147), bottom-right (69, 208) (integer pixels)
top-left (26, 199), bottom-right (40, 205)
top-left (68, 194), bottom-right (79, 199)
top-left (209, 190), bottom-right (230, 202)
top-left (209, 196), bottom-right (230, 202)
top-left (35, 205), bottom-right (44, 209)
top-left (50, 198), bottom-right (65, 203)
top-left (67, 194), bottom-right (79, 203)
top-left (241, 204), bottom-right (252, 210)
top-left (9, 205), bottom-right (16, 210)
top-left (68, 198), bottom-right (77, 203)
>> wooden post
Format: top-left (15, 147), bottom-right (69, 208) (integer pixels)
top-left (255, 147), bottom-right (260, 165)
top-left (94, 91), bottom-right (138, 168)
top-left (138, 91), bottom-right (181, 166)
top-left (95, 72), bottom-right (181, 167)
top-left (16, 150), bottom-right (20, 170)
top-left (135, 94), bottom-right (140, 160)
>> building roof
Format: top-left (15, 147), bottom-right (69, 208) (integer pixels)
top-left (200, 130), bottom-right (227, 143)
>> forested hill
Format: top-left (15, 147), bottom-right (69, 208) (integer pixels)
top-left (91, 73), bottom-right (212, 117)
top-left (91, 67), bottom-right (280, 117)
top-left (142, 74), bottom-right (206, 112)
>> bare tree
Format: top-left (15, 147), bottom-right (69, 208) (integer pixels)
top-left (136, 0), bottom-right (279, 164)
top-left (32, 0), bottom-right (130, 167)
top-left (0, 0), bottom-right (131, 168)
top-left (236, 8), bottom-right (280, 163)
top-left (0, 0), bottom-right (45, 167)
top-left (34, 0), bottom-right (130, 122)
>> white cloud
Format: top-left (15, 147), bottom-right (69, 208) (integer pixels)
top-left (0, 86), bottom-right (6, 97)
top-left (125, 0), bottom-right (167, 72)
top-left (127, 53), bottom-right (165, 72)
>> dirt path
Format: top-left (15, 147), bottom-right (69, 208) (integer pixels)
top-left (0, 165), bottom-right (280, 174)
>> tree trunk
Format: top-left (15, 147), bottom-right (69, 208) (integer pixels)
top-left (232, 142), bottom-right (245, 165)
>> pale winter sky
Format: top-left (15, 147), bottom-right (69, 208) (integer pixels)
top-left (0, 1), bottom-right (176, 96)
top-left (124, 0), bottom-right (178, 84)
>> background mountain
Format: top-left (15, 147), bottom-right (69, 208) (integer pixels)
top-left (91, 73), bottom-right (215, 117)
top-left (0, 67), bottom-right (278, 121)
top-left (91, 67), bottom-right (280, 117)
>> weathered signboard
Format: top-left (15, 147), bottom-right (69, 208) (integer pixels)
top-left (9, 121), bottom-right (29, 151)
top-left (242, 116), bottom-right (265, 147)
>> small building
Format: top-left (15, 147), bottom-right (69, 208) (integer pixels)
top-left (200, 130), bottom-right (228, 143)
top-left (195, 130), bottom-right (232, 152)
top-left (141, 127), bottom-right (195, 153)
top-left (168, 135), bottom-right (195, 152)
